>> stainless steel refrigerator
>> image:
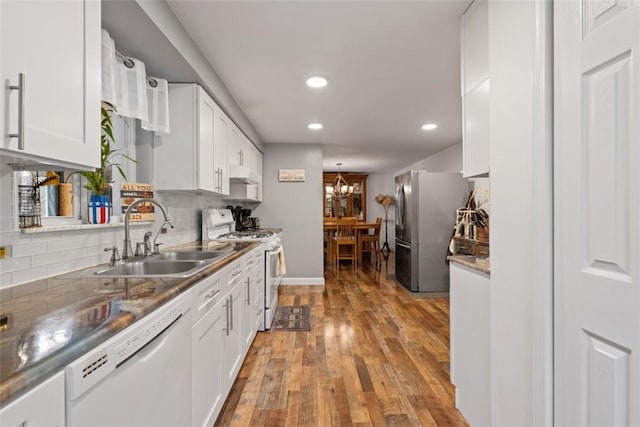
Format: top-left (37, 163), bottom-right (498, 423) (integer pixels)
top-left (394, 171), bottom-right (467, 292)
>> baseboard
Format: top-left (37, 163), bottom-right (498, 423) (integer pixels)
top-left (280, 277), bottom-right (325, 286)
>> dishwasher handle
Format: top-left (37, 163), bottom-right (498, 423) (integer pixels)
top-left (126, 314), bottom-right (183, 365)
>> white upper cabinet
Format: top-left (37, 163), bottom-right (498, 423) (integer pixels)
top-left (461, 0), bottom-right (489, 178)
top-left (461, 0), bottom-right (488, 95)
top-left (213, 108), bottom-right (230, 195)
top-left (228, 124), bottom-right (244, 167)
top-left (463, 79), bottom-right (490, 178)
top-left (0, 0), bottom-right (100, 169)
top-left (154, 84), bottom-right (228, 195)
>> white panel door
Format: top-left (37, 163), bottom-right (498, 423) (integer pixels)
top-left (555, 1), bottom-right (640, 425)
top-left (197, 89), bottom-right (216, 192)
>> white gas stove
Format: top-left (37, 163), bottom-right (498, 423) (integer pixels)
top-left (202, 209), bottom-right (284, 330)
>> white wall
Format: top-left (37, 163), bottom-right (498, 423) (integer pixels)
top-left (366, 173), bottom-right (396, 248)
top-left (396, 142), bottom-right (463, 175)
top-left (254, 143), bottom-right (324, 284)
top-left (488, 0), bottom-right (552, 425)
top-left (365, 143), bottom-right (466, 248)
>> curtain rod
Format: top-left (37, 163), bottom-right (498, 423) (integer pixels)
top-left (114, 49), bottom-right (158, 88)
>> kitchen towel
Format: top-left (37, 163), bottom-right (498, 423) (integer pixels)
top-left (101, 29), bottom-right (118, 107)
top-left (114, 55), bottom-right (149, 122)
top-left (141, 77), bottom-right (170, 134)
top-left (277, 247), bottom-right (287, 276)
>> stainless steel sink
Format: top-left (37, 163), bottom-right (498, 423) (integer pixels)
top-left (94, 260), bottom-right (208, 278)
top-left (148, 250), bottom-right (232, 262)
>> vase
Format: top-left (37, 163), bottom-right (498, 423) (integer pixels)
top-left (88, 194), bottom-right (111, 224)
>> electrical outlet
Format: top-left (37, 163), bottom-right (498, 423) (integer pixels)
top-left (0, 246), bottom-right (11, 259)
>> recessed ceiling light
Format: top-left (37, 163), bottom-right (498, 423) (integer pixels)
top-left (308, 123), bottom-right (323, 130)
top-left (421, 123), bottom-right (438, 130)
top-left (306, 76), bottom-right (328, 88)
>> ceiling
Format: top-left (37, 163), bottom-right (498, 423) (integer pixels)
top-left (166, 0), bottom-right (470, 174)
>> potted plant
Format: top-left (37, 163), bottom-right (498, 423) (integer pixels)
top-left (70, 102), bottom-right (136, 224)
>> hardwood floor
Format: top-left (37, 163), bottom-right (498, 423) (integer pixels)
top-left (215, 255), bottom-right (469, 426)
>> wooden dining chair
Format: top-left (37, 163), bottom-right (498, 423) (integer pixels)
top-left (333, 217), bottom-right (357, 267)
top-left (360, 217), bottom-right (382, 266)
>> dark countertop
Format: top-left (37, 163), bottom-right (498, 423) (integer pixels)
top-left (448, 255), bottom-right (491, 275)
top-left (0, 240), bottom-right (260, 407)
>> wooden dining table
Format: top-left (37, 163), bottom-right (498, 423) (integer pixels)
top-left (323, 221), bottom-right (381, 265)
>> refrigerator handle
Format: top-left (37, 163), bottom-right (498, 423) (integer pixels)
top-left (396, 240), bottom-right (411, 249)
top-left (395, 182), bottom-right (404, 229)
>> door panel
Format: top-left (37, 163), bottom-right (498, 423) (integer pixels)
top-left (554, 0), bottom-right (639, 424)
top-left (395, 239), bottom-right (412, 290)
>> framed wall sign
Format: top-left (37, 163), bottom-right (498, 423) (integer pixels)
top-left (120, 183), bottom-right (156, 222)
top-left (278, 169), bottom-right (305, 182)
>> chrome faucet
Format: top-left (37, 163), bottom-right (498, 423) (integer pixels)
top-left (122, 198), bottom-right (174, 259)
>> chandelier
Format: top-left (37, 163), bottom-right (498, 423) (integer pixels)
top-left (331, 163), bottom-right (353, 199)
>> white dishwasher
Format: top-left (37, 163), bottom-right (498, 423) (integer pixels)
top-left (66, 290), bottom-right (192, 427)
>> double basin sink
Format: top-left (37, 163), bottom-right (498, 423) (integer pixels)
top-left (91, 250), bottom-right (233, 278)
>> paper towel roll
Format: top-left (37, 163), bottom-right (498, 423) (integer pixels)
top-left (58, 183), bottom-right (73, 216)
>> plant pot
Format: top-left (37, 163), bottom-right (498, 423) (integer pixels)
top-left (88, 194), bottom-right (111, 224)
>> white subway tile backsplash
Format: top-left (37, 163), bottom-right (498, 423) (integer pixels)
top-left (31, 251), bottom-right (64, 267)
top-left (0, 256), bottom-right (31, 272)
top-left (47, 260), bottom-right (79, 277)
top-left (13, 241), bottom-right (49, 257)
top-left (48, 237), bottom-right (90, 252)
top-left (0, 273), bottom-right (13, 288)
top-left (30, 231), bottom-right (64, 243)
top-left (13, 266), bottom-right (48, 286)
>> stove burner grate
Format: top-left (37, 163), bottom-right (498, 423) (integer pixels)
top-left (218, 230), bottom-right (274, 240)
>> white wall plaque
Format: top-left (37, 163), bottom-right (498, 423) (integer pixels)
top-left (278, 169), bottom-right (305, 182)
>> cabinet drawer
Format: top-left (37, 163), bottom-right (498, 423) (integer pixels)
top-left (192, 272), bottom-right (224, 323)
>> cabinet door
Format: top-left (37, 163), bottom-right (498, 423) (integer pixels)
top-left (450, 263), bottom-right (491, 426)
top-left (254, 150), bottom-right (263, 178)
top-left (0, 371), bottom-right (65, 426)
top-left (228, 125), bottom-right (242, 166)
top-left (221, 283), bottom-right (243, 394)
top-left (192, 302), bottom-right (224, 427)
top-left (462, 79), bottom-right (490, 178)
top-left (242, 273), bottom-right (255, 354)
top-left (198, 88), bottom-right (216, 192)
top-left (1, 0), bottom-right (100, 169)
top-left (461, 0), bottom-right (488, 95)
top-left (214, 108), bottom-right (229, 195)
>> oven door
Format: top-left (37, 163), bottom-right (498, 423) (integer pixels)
top-left (264, 245), bottom-right (284, 329)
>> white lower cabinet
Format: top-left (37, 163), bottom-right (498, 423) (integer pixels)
top-left (450, 262), bottom-right (491, 427)
top-left (191, 271), bottom-right (225, 427)
top-left (0, 372), bottom-right (65, 427)
top-left (221, 262), bottom-right (245, 395)
top-left (242, 247), bottom-right (263, 353)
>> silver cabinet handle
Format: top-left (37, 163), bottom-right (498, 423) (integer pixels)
top-left (205, 289), bottom-right (219, 300)
top-left (246, 278), bottom-right (251, 305)
top-left (223, 299), bottom-right (230, 336)
top-left (9, 73), bottom-right (25, 150)
top-left (229, 296), bottom-right (234, 331)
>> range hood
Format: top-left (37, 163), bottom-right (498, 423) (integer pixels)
top-left (229, 165), bottom-right (261, 184)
